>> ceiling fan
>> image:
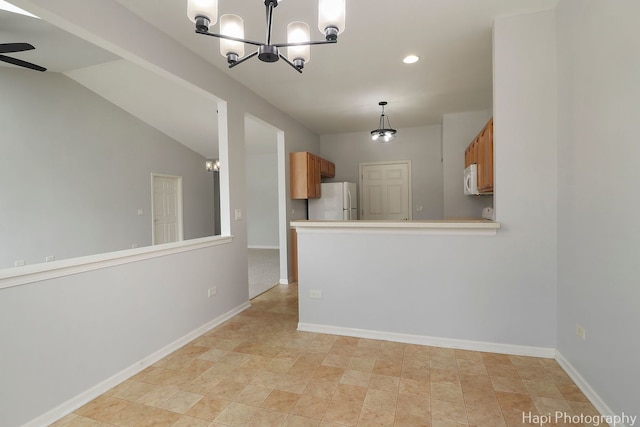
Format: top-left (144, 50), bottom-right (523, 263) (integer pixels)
top-left (0, 42), bottom-right (46, 71)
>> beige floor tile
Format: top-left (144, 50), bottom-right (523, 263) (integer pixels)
top-left (348, 357), bottom-right (376, 373)
top-left (396, 393), bottom-right (430, 418)
top-left (465, 404), bottom-right (507, 427)
top-left (304, 379), bottom-right (339, 398)
top-left (491, 377), bottom-right (528, 395)
top-left (185, 395), bottom-right (230, 421)
top-left (283, 414), bottom-right (322, 426)
top-left (398, 377), bottom-right (430, 398)
top-left (368, 374), bottom-right (400, 392)
top-left (363, 388), bottom-right (397, 412)
top-left (340, 369), bottom-right (372, 388)
top-left (214, 402), bottom-right (259, 425)
top-left (48, 285), bottom-right (590, 427)
top-left (522, 380), bottom-right (564, 399)
top-left (172, 415), bottom-right (211, 427)
top-left (234, 384), bottom-right (273, 406)
top-left (431, 382), bottom-right (464, 403)
top-left (431, 398), bottom-right (468, 425)
top-left (322, 400), bottom-right (362, 426)
top-left (247, 408), bottom-right (289, 426)
top-left (292, 395), bottom-right (331, 420)
top-left (262, 389), bottom-right (302, 412)
top-left (332, 383), bottom-right (368, 404)
top-left (358, 405), bottom-right (395, 426)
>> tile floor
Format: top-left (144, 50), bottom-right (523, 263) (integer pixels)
top-left (52, 284), bottom-right (602, 427)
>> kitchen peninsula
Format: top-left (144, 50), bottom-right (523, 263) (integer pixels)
top-left (287, 218), bottom-right (559, 360)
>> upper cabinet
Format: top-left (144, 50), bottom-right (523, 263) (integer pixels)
top-left (290, 152), bottom-right (335, 199)
top-left (465, 118), bottom-right (494, 194)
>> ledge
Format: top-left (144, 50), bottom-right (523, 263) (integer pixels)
top-left (0, 235), bottom-right (234, 290)
top-left (291, 220), bottom-right (500, 236)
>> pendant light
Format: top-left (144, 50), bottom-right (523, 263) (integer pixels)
top-left (371, 101), bottom-right (397, 143)
top-left (187, 0), bottom-right (346, 73)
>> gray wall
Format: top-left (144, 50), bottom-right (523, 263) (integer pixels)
top-left (442, 110), bottom-right (494, 218)
top-left (0, 1), bottom-right (321, 425)
top-left (0, 68), bottom-right (215, 268)
top-left (299, 9), bottom-right (558, 349)
top-left (556, 0), bottom-right (640, 418)
top-left (246, 151), bottom-right (279, 248)
top-left (320, 125), bottom-right (444, 220)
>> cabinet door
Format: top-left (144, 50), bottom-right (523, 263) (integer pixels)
top-left (290, 152), bottom-right (306, 199)
top-left (320, 158), bottom-right (336, 178)
top-left (478, 118), bottom-right (494, 193)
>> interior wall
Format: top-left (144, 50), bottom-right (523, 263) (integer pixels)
top-left (298, 9), bottom-right (558, 350)
top-left (320, 125), bottom-right (444, 220)
top-left (556, 0), bottom-right (640, 418)
top-left (246, 151), bottom-right (279, 248)
top-left (1, 1), bottom-right (321, 425)
top-left (0, 69), bottom-right (214, 269)
top-left (442, 110), bottom-right (494, 219)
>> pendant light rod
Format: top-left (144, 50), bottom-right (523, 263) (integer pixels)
top-left (188, 0), bottom-right (346, 72)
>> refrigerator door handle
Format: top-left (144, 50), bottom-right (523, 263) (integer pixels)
top-left (346, 188), bottom-right (352, 220)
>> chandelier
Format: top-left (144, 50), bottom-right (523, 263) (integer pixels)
top-left (187, 0), bottom-right (346, 73)
top-left (371, 102), bottom-right (397, 143)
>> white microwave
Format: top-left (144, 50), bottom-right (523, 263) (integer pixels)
top-left (464, 164), bottom-right (479, 195)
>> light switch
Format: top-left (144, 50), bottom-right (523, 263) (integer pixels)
top-left (235, 208), bottom-right (243, 221)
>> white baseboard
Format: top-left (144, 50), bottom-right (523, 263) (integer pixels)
top-left (555, 351), bottom-right (632, 427)
top-left (25, 301), bottom-right (251, 427)
top-left (247, 245), bottom-right (279, 250)
top-left (297, 323), bottom-right (556, 358)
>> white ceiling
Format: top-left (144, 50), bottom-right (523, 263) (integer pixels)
top-left (2, 0), bottom-right (559, 154)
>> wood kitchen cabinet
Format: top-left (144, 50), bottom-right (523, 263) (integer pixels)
top-left (465, 117), bottom-right (494, 194)
top-left (290, 152), bottom-right (335, 199)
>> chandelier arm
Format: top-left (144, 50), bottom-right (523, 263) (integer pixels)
top-left (228, 50), bottom-right (259, 68)
top-left (195, 30), bottom-right (264, 47)
top-left (278, 53), bottom-right (303, 73)
top-left (266, 2), bottom-right (275, 46)
top-left (273, 39), bottom-right (337, 48)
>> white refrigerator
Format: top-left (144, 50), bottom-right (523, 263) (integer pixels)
top-left (308, 182), bottom-right (358, 220)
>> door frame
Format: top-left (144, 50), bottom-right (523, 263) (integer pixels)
top-left (358, 160), bottom-right (413, 220)
top-left (151, 173), bottom-right (184, 245)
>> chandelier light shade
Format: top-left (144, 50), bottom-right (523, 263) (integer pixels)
top-left (371, 101), bottom-right (397, 143)
top-left (186, 0), bottom-right (346, 73)
top-left (287, 22), bottom-right (311, 69)
top-left (219, 14), bottom-right (245, 60)
top-left (187, 0), bottom-right (218, 29)
top-left (318, 0), bottom-right (346, 40)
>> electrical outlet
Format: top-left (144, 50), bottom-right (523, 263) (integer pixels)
top-left (208, 287), bottom-right (217, 297)
top-left (45, 255), bottom-right (55, 262)
top-left (576, 323), bottom-right (586, 340)
top-left (14, 260), bottom-right (25, 267)
top-left (309, 290), bottom-right (322, 299)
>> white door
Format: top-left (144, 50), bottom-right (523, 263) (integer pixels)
top-left (152, 174), bottom-right (183, 244)
top-left (360, 161), bottom-right (411, 220)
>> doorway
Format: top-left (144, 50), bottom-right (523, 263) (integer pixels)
top-left (359, 161), bottom-right (412, 220)
top-left (245, 116), bottom-right (286, 298)
top-left (151, 174), bottom-right (183, 244)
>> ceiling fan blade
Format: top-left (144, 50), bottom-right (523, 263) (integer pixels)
top-left (0, 43), bottom-right (35, 54)
top-left (0, 54), bottom-right (46, 72)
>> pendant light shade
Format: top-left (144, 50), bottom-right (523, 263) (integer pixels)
top-left (371, 101), bottom-right (397, 143)
top-left (187, 0), bottom-right (218, 30)
top-left (287, 21), bottom-right (311, 69)
top-left (318, 0), bottom-right (346, 40)
top-left (219, 14), bottom-right (245, 61)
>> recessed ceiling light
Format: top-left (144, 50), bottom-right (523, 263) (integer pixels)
top-left (0, 0), bottom-right (39, 18)
top-left (403, 55), bottom-right (420, 64)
